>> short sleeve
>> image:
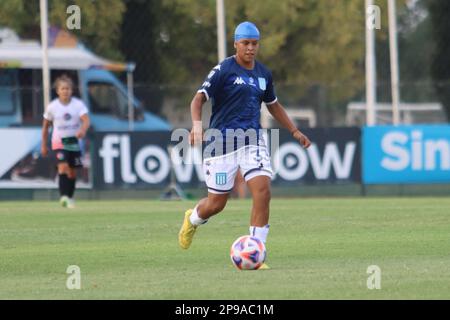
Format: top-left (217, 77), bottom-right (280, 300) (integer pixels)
top-left (197, 64), bottom-right (222, 101)
top-left (78, 101), bottom-right (89, 117)
top-left (263, 72), bottom-right (277, 105)
top-left (43, 105), bottom-right (53, 121)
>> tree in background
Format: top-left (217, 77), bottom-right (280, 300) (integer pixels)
top-left (120, 0), bottom-right (162, 84)
top-left (0, 0), bottom-right (41, 39)
top-left (119, 0), bottom-right (167, 114)
top-left (157, 0), bottom-right (217, 84)
top-left (374, 0), bottom-right (430, 103)
top-left (49, 0), bottom-right (125, 61)
top-left (397, 0), bottom-right (433, 100)
top-left (0, 0), bottom-right (125, 61)
top-left (428, 0), bottom-right (450, 118)
top-left (2, 0), bottom-right (447, 123)
top-left (165, 0), bottom-right (365, 98)
top-left (160, 0), bottom-right (369, 125)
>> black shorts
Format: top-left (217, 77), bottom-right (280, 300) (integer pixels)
top-left (55, 149), bottom-right (83, 168)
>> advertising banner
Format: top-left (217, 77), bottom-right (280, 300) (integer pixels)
top-left (271, 128), bottom-right (360, 185)
top-left (0, 128), bottom-right (92, 189)
top-left (363, 125), bottom-right (450, 184)
top-left (92, 128), bottom-right (361, 189)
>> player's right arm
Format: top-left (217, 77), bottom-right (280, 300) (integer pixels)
top-left (190, 63), bottom-right (222, 145)
top-left (189, 92), bottom-right (206, 145)
top-left (41, 118), bottom-right (52, 157)
top-left (41, 104), bottom-right (54, 157)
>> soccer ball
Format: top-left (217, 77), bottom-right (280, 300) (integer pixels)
top-left (230, 235), bottom-right (266, 270)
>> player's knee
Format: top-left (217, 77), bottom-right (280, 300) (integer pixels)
top-left (255, 186), bottom-right (271, 202)
top-left (262, 187), bottom-right (271, 201)
top-left (68, 170), bottom-right (76, 179)
top-left (58, 163), bottom-right (69, 175)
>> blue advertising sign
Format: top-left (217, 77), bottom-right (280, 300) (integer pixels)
top-left (363, 125), bottom-right (450, 184)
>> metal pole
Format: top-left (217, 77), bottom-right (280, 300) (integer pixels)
top-left (127, 68), bottom-right (134, 131)
top-left (388, 0), bottom-right (401, 125)
top-left (40, 0), bottom-right (50, 111)
top-left (216, 0), bottom-right (227, 62)
top-left (365, 0), bottom-right (377, 126)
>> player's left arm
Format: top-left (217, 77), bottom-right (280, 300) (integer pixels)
top-left (266, 101), bottom-right (311, 148)
top-left (76, 113), bottom-right (90, 139)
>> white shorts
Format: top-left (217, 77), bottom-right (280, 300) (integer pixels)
top-left (203, 144), bottom-right (273, 194)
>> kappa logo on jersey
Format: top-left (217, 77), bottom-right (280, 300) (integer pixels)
top-left (202, 81), bottom-right (211, 88)
top-left (207, 70), bottom-right (215, 79)
top-left (63, 113), bottom-right (72, 121)
top-left (215, 172), bottom-right (227, 185)
top-left (233, 77), bottom-right (246, 85)
top-left (213, 64), bottom-right (221, 71)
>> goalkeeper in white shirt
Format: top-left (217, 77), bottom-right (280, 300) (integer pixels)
top-left (41, 75), bottom-right (90, 208)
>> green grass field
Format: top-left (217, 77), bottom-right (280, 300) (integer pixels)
top-left (0, 198), bottom-right (449, 299)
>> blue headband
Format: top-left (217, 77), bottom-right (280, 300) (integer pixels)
top-left (234, 21), bottom-right (260, 41)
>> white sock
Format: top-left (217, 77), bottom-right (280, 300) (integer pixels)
top-left (249, 224), bottom-right (270, 243)
top-left (189, 205), bottom-right (208, 226)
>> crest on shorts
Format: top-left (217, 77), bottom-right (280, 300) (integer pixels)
top-left (215, 172), bottom-right (227, 186)
top-left (258, 77), bottom-right (266, 90)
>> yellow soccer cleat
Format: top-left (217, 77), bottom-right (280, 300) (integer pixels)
top-left (258, 263), bottom-right (270, 270)
top-left (178, 209), bottom-right (197, 249)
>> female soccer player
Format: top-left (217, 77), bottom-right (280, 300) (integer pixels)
top-left (41, 75), bottom-right (90, 209)
top-left (178, 22), bottom-right (311, 267)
